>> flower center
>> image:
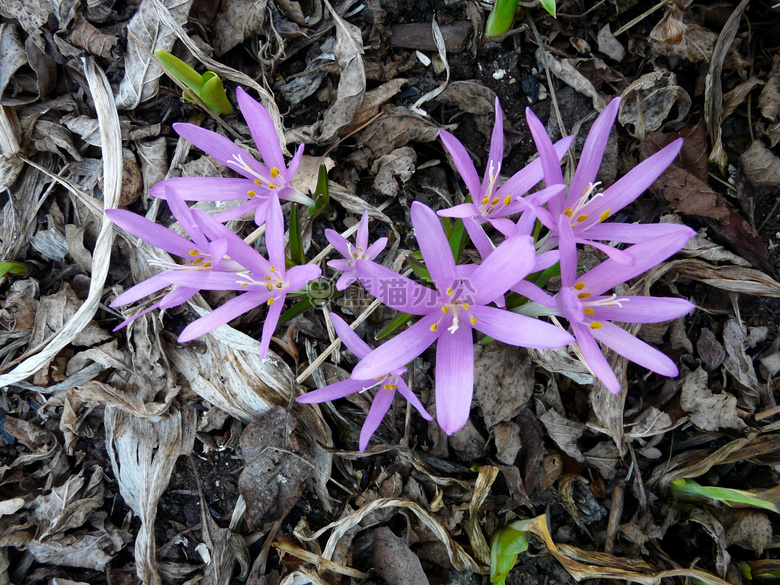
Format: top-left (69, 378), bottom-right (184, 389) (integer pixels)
top-left (226, 154), bottom-right (283, 190)
top-left (477, 162), bottom-right (513, 217)
top-left (346, 243), bottom-right (368, 267)
top-left (563, 182), bottom-right (610, 228)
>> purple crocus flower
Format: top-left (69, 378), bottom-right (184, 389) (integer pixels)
top-left (436, 97), bottom-right (572, 258)
top-left (106, 188), bottom-right (243, 330)
top-left (351, 202), bottom-right (574, 435)
top-left (325, 211), bottom-right (387, 291)
top-left (297, 314), bottom-right (432, 451)
top-left (159, 193), bottom-right (321, 358)
top-left (150, 87), bottom-right (313, 226)
top-left (550, 216), bottom-right (696, 394)
top-left (524, 98), bottom-right (687, 261)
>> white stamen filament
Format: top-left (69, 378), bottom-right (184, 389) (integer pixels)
top-left (226, 154), bottom-right (281, 188)
top-left (586, 294), bottom-right (630, 309)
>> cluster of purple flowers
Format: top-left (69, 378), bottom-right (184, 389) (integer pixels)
top-left (107, 87), bottom-right (695, 450)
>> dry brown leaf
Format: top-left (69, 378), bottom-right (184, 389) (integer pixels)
top-left (723, 77), bottom-right (765, 119)
top-left (68, 13), bottom-right (117, 59)
top-left (540, 408), bottom-right (585, 462)
top-left (597, 24), bottom-right (625, 62)
top-left (583, 441), bottom-right (620, 480)
top-left (436, 81), bottom-right (497, 115)
top-left (758, 55), bottom-right (780, 122)
top-left (371, 146), bottom-right (416, 197)
top-left (679, 367), bottom-right (746, 432)
top-left (319, 0), bottom-right (366, 142)
top-left (686, 508), bottom-right (730, 578)
top-left (370, 526), bottom-right (430, 585)
top-left (213, 0), bottom-right (269, 57)
top-left (0, 24), bottom-right (28, 103)
top-left (618, 70), bottom-right (691, 140)
top-left (740, 140), bottom-right (780, 188)
top-left (536, 49), bottom-right (605, 112)
top-left (473, 344), bottom-right (534, 430)
top-left (722, 319), bottom-right (761, 410)
top-left (31, 466), bottom-right (103, 539)
top-left (722, 509), bottom-right (773, 555)
top-left (651, 18), bottom-right (746, 70)
top-left (648, 258), bottom-right (780, 298)
top-left (493, 421), bottom-right (521, 465)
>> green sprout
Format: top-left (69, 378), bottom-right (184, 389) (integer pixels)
top-left (484, 0), bottom-right (556, 39)
top-left (489, 519), bottom-right (534, 585)
top-left (308, 164), bottom-right (335, 220)
top-left (154, 50), bottom-right (233, 115)
top-left (670, 479), bottom-right (780, 513)
top-left (0, 261), bottom-right (28, 278)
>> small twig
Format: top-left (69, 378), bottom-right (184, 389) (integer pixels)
top-left (613, 0), bottom-right (669, 37)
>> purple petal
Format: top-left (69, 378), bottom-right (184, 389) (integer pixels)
top-left (259, 292), bottom-right (284, 358)
top-left (360, 387), bottom-right (395, 451)
top-left (565, 98), bottom-right (620, 211)
top-left (113, 302), bottom-right (161, 331)
top-left (265, 193), bottom-right (285, 270)
top-left (470, 235), bottom-right (535, 304)
top-left (162, 187), bottom-right (201, 248)
top-left (355, 256), bottom-right (439, 316)
top-left (557, 217), bottom-right (578, 288)
top-left (296, 378), bottom-right (367, 403)
top-left (435, 323), bottom-right (474, 435)
top-left (510, 281), bottom-right (557, 307)
top-left (482, 97), bottom-right (504, 191)
top-left (159, 286), bottom-right (198, 310)
top-left (192, 209), bottom-right (272, 275)
top-left (278, 186), bottom-right (314, 207)
top-left (325, 229), bottom-right (352, 258)
top-left (106, 209), bottom-right (193, 258)
top-left (412, 202), bottom-right (457, 292)
top-left (590, 320), bottom-right (679, 377)
top-left (110, 273), bottom-right (173, 307)
top-left (463, 217), bottom-right (495, 261)
top-left (490, 217), bottom-right (518, 237)
top-left (178, 291), bottom-right (272, 342)
top-left (395, 378), bottom-right (433, 421)
top-left (174, 122), bottom-right (269, 180)
top-left (534, 250), bottom-right (560, 272)
top-left (365, 237), bottom-right (387, 260)
top-left (571, 322), bottom-right (622, 394)
top-left (328, 258), bottom-right (352, 272)
top-left (580, 221), bottom-right (697, 245)
top-left (469, 306), bottom-right (574, 348)
top-left (335, 272), bottom-right (356, 291)
top-left (356, 211), bottom-right (370, 250)
top-left (587, 138), bottom-right (683, 218)
top-left (351, 313), bottom-right (440, 379)
top-left (576, 238), bottom-right (636, 265)
top-left (494, 136), bottom-right (574, 202)
top-left (437, 203), bottom-right (481, 219)
top-left (235, 87), bottom-right (285, 173)
top-left (331, 313), bottom-right (371, 358)
top-left (592, 296), bottom-right (694, 324)
top-left (286, 264), bottom-right (322, 291)
top-left (286, 143), bottom-right (305, 180)
top-left (160, 270), bottom-right (250, 291)
top-left (525, 107), bottom-right (564, 187)
top-left (211, 199), bottom-right (264, 224)
top-left (579, 228), bottom-right (695, 296)
top-left (150, 177), bottom-right (255, 201)
top-left (439, 130), bottom-right (481, 198)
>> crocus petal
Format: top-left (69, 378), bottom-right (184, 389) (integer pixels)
top-left (435, 323), bottom-right (474, 435)
top-left (158, 286), bottom-right (198, 310)
top-left (437, 203), bottom-right (481, 219)
top-left (296, 378), bottom-right (367, 403)
top-left (586, 138), bottom-right (683, 219)
top-left (534, 250), bottom-right (560, 272)
top-left (286, 143), bottom-right (305, 181)
top-left (174, 122), bottom-right (269, 180)
top-left (359, 387), bottom-right (395, 451)
top-left (160, 270), bottom-right (250, 291)
top-left (328, 258), bottom-right (352, 273)
top-left (481, 97), bottom-right (504, 191)
top-left (192, 209), bottom-right (272, 275)
top-left (576, 238), bottom-right (636, 265)
top-left (525, 107), bottom-right (564, 187)
top-left (511, 280), bottom-right (557, 307)
top-left (265, 193), bottom-right (286, 270)
top-left (493, 136), bottom-right (573, 202)
top-left (106, 209), bottom-right (193, 258)
top-left (356, 211), bottom-right (370, 250)
top-left (150, 177), bottom-right (255, 201)
top-left (286, 264), bottom-right (322, 291)
top-left (463, 218), bottom-right (495, 261)
top-left (351, 313), bottom-right (441, 379)
top-left (162, 188), bottom-right (200, 246)
top-left (178, 291), bottom-right (272, 342)
top-left (470, 235), bottom-right (535, 304)
top-left (469, 306), bottom-right (574, 348)
top-left (355, 261), bottom-right (438, 315)
top-left (110, 273), bottom-right (173, 307)
top-left (581, 222), bottom-right (697, 245)
top-left (579, 228), bottom-right (695, 296)
top-left (565, 98), bottom-right (620, 211)
top-left (331, 313), bottom-right (371, 358)
top-left (593, 296), bottom-right (694, 324)
top-left (336, 272), bottom-right (356, 291)
top-left (212, 199), bottom-right (264, 224)
top-left (365, 237), bottom-right (388, 260)
top-left (557, 217), bottom-right (578, 288)
top-left (590, 320), bottom-right (679, 377)
top-left (259, 293), bottom-right (284, 358)
top-left (411, 202), bottom-right (456, 292)
top-left (439, 130), bottom-right (481, 198)
top-left (490, 217), bottom-right (518, 237)
top-left (395, 378), bottom-right (433, 421)
top-left (113, 302), bottom-right (161, 331)
top-left (571, 322), bottom-right (622, 394)
top-left (278, 186), bottom-right (315, 207)
top-left (235, 86), bottom-right (286, 172)
top-left (325, 229), bottom-right (352, 258)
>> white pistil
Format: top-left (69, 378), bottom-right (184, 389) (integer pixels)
top-left (226, 154), bottom-right (280, 188)
top-left (447, 313), bottom-right (460, 334)
top-left (586, 294), bottom-right (630, 309)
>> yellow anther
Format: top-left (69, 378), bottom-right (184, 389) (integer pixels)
top-left (240, 283), bottom-right (248, 287)
top-left (564, 207), bottom-right (573, 218)
top-left (589, 321), bottom-right (603, 329)
top-left (192, 258), bottom-right (203, 265)
top-left (276, 282), bottom-right (283, 288)
top-left (482, 196), bottom-right (489, 206)
top-left (202, 261), bottom-right (212, 268)
top-left (441, 306), bottom-right (449, 314)
top-left (270, 167), bottom-right (281, 178)
top-left (600, 210), bottom-right (611, 222)
top-left (583, 308), bottom-right (595, 315)
top-left (576, 214), bottom-right (589, 223)
top-left (267, 284), bottom-right (274, 291)
top-left (267, 297), bottom-right (275, 305)
top-left (430, 323), bottom-right (438, 332)
top-left (574, 282), bottom-right (585, 290)
top-left (384, 384), bottom-right (391, 390)
top-left (446, 287), bottom-right (454, 296)
top-left (578, 292), bottom-right (592, 299)
top-left (491, 197), bottom-right (499, 206)
top-left (462, 303), bottom-right (470, 310)
top-left (270, 267), bottom-right (277, 272)
top-left (254, 179), bottom-right (263, 186)
top-left (470, 317), bottom-right (477, 325)
top-left (189, 250), bottom-right (200, 256)
top-left (247, 190), bottom-right (257, 198)
top-left (267, 182), bottom-right (277, 189)
top-left (504, 195), bottom-right (512, 206)
top-left (264, 276), bottom-right (272, 281)
top-left (390, 384), bottom-right (396, 390)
